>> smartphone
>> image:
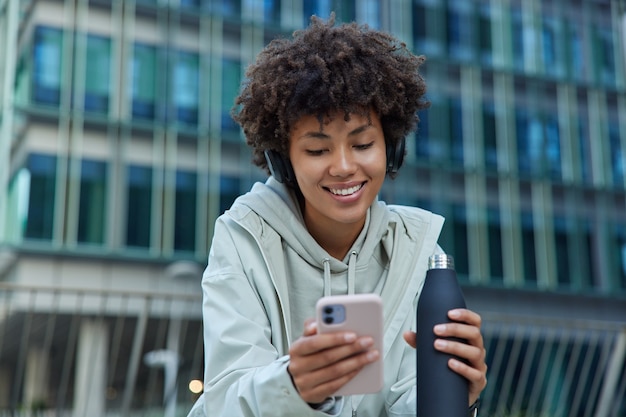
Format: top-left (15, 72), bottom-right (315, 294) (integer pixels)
top-left (315, 293), bottom-right (384, 396)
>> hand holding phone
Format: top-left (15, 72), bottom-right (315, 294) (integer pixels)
top-left (315, 293), bottom-right (384, 396)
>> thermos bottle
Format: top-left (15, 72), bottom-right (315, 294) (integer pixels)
top-left (417, 253), bottom-right (468, 417)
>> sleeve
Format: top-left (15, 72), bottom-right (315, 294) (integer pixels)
top-left (200, 217), bottom-right (340, 417)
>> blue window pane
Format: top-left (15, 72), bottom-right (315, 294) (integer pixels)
top-left (303, 0), bottom-right (332, 25)
top-left (219, 175), bottom-right (240, 214)
top-left (478, 4), bottom-right (492, 65)
top-left (545, 117), bottom-right (562, 180)
top-left (577, 119), bottom-right (592, 184)
top-left (447, 0), bottom-right (473, 61)
top-left (594, 26), bottom-right (616, 87)
top-left (451, 205), bottom-right (469, 279)
top-left (222, 58), bottom-right (241, 135)
top-left (24, 154), bottom-right (57, 240)
top-left (84, 35), bottom-right (111, 113)
top-left (488, 208), bottom-right (503, 282)
top-left (131, 44), bottom-right (157, 120)
top-left (174, 171), bottom-right (197, 252)
top-left (33, 26), bottom-right (62, 106)
top-left (78, 160), bottom-right (107, 244)
top-left (359, 0), bottom-right (381, 29)
top-left (521, 211), bottom-right (537, 285)
top-left (210, 0), bottom-right (241, 16)
top-left (483, 104), bottom-right (497, 171)
top-left (415, 109), bottom-right (430, 159)
top-left (126, 165), bottom-right (153, 248)
top-left (511, 9), bottom-right (525, 71)
top-left (450, 98), bottom-right (464, 164)
top-left (173, 51), bottom-right (199, 125)
top-left (609, 124), bottom-right (624, 187)
top-left (554, 216), bottom-right (571, 287)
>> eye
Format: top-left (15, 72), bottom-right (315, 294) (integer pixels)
top-left (354, 141), bottom-right (375, 150)
top-left (305, 149), bottom-right (326, 156)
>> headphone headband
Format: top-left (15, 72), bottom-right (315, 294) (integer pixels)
top-left (265, 138), bottom-right (405, 184)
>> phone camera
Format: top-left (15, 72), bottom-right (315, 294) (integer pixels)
top-left (323, 316), bottom-right (334, 324)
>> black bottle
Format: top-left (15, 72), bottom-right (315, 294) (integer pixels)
top-left (417, 253), bottom-right (468, 417)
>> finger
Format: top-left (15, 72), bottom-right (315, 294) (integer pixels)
top-left (403, 330), bottom-right (416, 349)
top-left (290, 331), bottom-right (358, 357)
top-left (289, 335), bottom-right (375, 376)
top-left (448, 309), bottom-right (482, 328)
top-left (433, 322), bottom-right (483, 345)
top-left (294, 349), bottom-right (380, 403)
top-left (447, 357), bottom-right (488, 399)
top-left (303, 319), bottom-right (317, 336)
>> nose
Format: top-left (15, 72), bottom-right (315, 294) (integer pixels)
top-left (328, 147), bottom-right (357, 177)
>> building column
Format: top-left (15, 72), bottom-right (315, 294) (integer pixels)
top-left (23, 347), bottom-right (50, 409)
top-left (73, 319), bottom-right (108, 417)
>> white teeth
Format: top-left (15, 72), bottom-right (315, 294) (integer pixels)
top-left (329, 184), bottom-right (362, 196)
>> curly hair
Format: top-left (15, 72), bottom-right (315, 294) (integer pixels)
top-left (232, 14), bottom-right (429, 174)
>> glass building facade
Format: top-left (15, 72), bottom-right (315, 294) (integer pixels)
top-left (0, 0), bottom-right (625, 416)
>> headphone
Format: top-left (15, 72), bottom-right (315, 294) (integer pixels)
top-left (264, 138), bottom-right (406, 184)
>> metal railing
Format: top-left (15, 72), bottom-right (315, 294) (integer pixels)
top-left (1, 283), bottom-right (624, 417)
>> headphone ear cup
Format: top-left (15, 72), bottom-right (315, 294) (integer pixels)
top-left (264, 149), bottom-right (296, 184)
top-left (386, 138), bottom-right (405, 177)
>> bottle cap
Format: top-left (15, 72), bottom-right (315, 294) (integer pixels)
top-left (428, 253), bottom-right (455, 270)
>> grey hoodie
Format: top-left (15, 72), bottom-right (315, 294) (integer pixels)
top-left (187, 178), bottom-right (444, 417)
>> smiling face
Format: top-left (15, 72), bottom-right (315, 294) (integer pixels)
top-left (288, 110), bottom-right (387, 253)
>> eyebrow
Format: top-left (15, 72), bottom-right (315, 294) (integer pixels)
top-left (297, 123), bottom-right (372, 140)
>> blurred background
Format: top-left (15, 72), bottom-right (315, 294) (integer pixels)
top-left (0, 0), bottom-right (625, 416)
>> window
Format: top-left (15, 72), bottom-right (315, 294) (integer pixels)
top-left (516, 111), bottom-right (561, 179)
top-left (511, 8), bottom-right (525, 72)
top-left (488, 208), bottom-right (503, 283)
top-left (478, 4), bottom-right (492, 65)
top-left (222, 58), bottom-right (241, 136)
top-left (592, 25), bottom-right (616, 87)
top-left (521, 211), bottom-right (537, 285)
top-left (358, 0), bottom-right (380, 29)
top-left (608, 123), bottom-right (624, 187)
top-left (77, 159), bottom-right (107, 244)
top-left (449, 98), bottom-right (464, 164)
top-left (451, 205), bottom-right (469, 280)
top-left (415, 108), bottom-right (431, 159)
top-left (84, 35), bottom-right (111, 113)
top-left (209, 0), bottom-right (241, 16)
top-left (541, 17), bottom-right (564, 78)
top-left (483, 103), bottom-right (497, 171)
top-left (567, 22), bottom-right (585, 82)
top-left (219, 175), bottom-right (240, 214)
top-left (131, 43), bottom-right (158, 120)
top-left (577, 119), bottom-right (592, 184)
top-left (174, 170), bottom-right (197, 253)
top-left (172, 51), bottom-right (199, 125)
top-left (554, 216), bottom-right (571, 288)
top-left (615, 225), bottom-right (626, 291)
top-left (126, 165), bottom-right (153, 248)
top-left (33, 26), bottom-right (63, 106)
top-left (447, 0), bottom-right (473, 61)
top-left (24, 154), bottom-right (57, 240)
top-left (303, 0), bottom-right (332, 25)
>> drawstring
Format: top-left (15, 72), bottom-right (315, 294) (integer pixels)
top-left (322, 253), bottom-right (359, 416)
top-left (322, 251), bottom-right (358, 296)
top-left (323, 258), bottom-right (331, 297)
top-left (347, 251), bottom-right (357, 295)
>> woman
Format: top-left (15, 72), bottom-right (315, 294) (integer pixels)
top-left (188, 14), bottom-right (487, 417)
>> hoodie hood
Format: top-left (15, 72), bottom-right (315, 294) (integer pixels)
top-left (232, 177), bottom-right (394, 281)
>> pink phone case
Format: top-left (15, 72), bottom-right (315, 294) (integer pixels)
top-left (315, 293), bottom-right (384, 396)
